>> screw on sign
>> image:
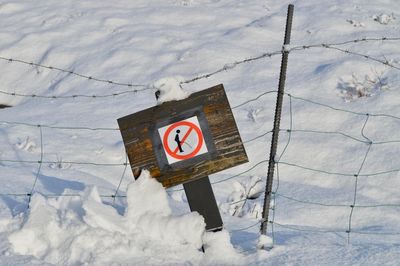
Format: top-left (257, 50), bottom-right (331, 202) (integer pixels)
top-left (158, 116), bottom-right (208, 164)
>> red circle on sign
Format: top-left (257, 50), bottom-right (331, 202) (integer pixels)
top-left (163, 120), bottom-right (204, 160)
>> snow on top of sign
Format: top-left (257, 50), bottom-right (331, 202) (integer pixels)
top-left (153, 77), bottom-right (190, 104)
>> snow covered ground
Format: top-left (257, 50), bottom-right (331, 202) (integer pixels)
top-left (0, 0), bottom-right (399, 264)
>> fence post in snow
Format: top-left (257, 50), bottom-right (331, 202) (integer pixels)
top-left (260, 4), bottom-right (294, 236)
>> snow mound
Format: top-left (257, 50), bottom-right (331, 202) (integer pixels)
top-left (257, 234), bottom-right (273, 250)
top-left (222, 176), bottom-right (263, 219)
top-left (8, 171), bottom-right (206, 265)
top-left (203, 230), bottom-right (245, 265)
top-left (0, 201), bottom-right (15, 233)
top-left (153, 77), bottom-right (190, 103)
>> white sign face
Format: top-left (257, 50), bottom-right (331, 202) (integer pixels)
top-left (158, 116), bottom-right (208, 164)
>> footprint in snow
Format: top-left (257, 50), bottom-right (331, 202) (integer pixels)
top-left (346, 19), bottom-right (365, 27)
top-left (373, 13), bottom-right (396, 25)
top-left (15, 137), bottom-right (36, 152)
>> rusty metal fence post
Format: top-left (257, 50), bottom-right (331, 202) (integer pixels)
top-left (261, 4), bottom-right (294, 236)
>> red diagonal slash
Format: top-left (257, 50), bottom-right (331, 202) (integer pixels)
top-left (163, 120), bottom-right (204, 160)
top-left (173, 127), bottom-right (193, 154)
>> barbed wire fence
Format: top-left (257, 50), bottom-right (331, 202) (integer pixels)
top-left (1, 37), bottom-right (399, 99)
top-left (1, 36), bottom-right (400, 250)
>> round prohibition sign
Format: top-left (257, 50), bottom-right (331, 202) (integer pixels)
top-left (163, 120), bottom-right (204, 160)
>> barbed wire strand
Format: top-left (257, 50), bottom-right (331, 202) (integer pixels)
top-left (290, 37), bottom-right (400, 51)
top-left (0, 192), bottom-right (127, 198)
top-left (0, 120), bottom-right (119, 131)
top-left (0, 88), bottom-right (277, 132)
top-left (0, 36), bottom-right (399, 101)
top-left (0, 37), bottom-right (399, 101)
top-left (0, 51), bottom-right (282, 99)
top-left (180, 51), bottom-right (282, 85)
top-left (322, 45), bottom-right (400, 71)
top-left (335, 36), bottom-right (400, 45)
top-left (0, 89), bottom-right (147, 99)
top-left (0, 56), bottom-right (147, 88)
top-left (3, 89), bottom-right (400, 133)
top-left (0, 158), bottom-right (127, 167)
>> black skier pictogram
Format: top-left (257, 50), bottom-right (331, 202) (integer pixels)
top-left (175, 129), bottom-right (184, 153)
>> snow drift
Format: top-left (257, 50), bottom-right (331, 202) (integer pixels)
top-left (7, 171), bottom-right (242, 265)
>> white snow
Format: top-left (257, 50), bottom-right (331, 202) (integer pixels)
top-left (257, 234), bottom-right (273, 250)
top-left (202, 230), bottom-right (245, 265)
top-left (8, 171), bottom-right (210, 265)
top-left (153, 77), bottom-right (190, 103)
top-left (0, 0), bottom-right (400, 265)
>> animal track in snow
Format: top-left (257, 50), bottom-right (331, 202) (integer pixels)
top-left (373, 13), bottom-right (396, 25)
top-left (247, 108), bottom-right (262, 122)
top-left (15, 137), bottom-right (36, 152)
top-left (346, 19), bottom-right (365, 27)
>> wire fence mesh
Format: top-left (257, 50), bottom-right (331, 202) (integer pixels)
top-left (1, 36), bottom-right (400, 248)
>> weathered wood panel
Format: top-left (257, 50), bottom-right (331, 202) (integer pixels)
top-left (117, 84), bottom-right (248, 188)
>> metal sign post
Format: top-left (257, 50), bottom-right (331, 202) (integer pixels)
top-left (118, 84), bottom-right (248, 231)
top-left (183, 176), bottom-right (223, 231)
top-left (261, 4), bottom-right (294, 236)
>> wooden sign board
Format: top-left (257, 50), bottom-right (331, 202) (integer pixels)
top-left (117, 84), bottom-right (248, 188)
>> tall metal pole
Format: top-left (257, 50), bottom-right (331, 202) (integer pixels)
top-left (261, 4), bottom-right (294, 235)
